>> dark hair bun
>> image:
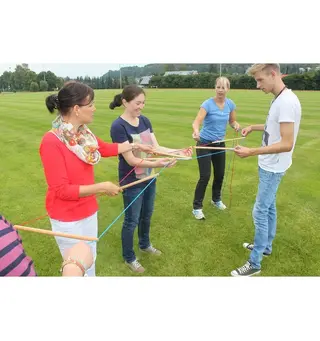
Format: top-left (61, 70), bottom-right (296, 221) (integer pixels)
top-left (109, 94), bottom-right (123, 110)
top-left (45, 94), bottom-right (59, 113)
top-left (109, 102), bottom-right (116, 110)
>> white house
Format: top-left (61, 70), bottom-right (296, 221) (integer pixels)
top-left (163, 70), bottom-right (198, 76)
top-left (137, 75), bottom-right (153, 87)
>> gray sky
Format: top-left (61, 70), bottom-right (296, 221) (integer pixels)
top-left (0, 63), bottom-right (146, 78)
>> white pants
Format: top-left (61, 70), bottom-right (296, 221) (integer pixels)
top-left (50, 212), bottom-right (98, 276)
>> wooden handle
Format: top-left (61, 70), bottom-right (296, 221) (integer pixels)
top-left (144, 157), bottom-right (190, 161)
top-left (143, 158), bottom-right (167, 161)
top-left (151, 151), bottom-right (182, 158)
top-left (212, 136), bottom-right (245, 143)
top-left (193, 146), bottom-right (235, 150)
top-left (14, 225), bottom-right (99, 241)
top-left (119, 173), bottom-right (159, 190)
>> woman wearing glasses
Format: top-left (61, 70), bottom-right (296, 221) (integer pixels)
top-left (39, 81), bottom-right (153, 276)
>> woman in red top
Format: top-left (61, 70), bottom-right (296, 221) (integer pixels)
top-left (39, 81), bottom-right (156, 276)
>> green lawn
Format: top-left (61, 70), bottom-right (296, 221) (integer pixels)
top-left (1, 89), bottom-right (319, 276)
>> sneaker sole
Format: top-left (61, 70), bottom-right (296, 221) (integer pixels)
top-left (192, 212), bottom-right (205, 220)
top-left (125, 262), bottom-right (145, 273)
top-left (212, 205), bottom-right (226, 210)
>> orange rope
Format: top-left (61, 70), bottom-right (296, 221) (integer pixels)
top-left (19, 158), bottom-right (145, 226)
top-left (228, 131), bottom-right (239, 208)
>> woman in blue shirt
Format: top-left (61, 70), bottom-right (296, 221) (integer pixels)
top-left (110, 85), bottom-right (192, 273)
top-left (192, 77), bottom-right (241, 220)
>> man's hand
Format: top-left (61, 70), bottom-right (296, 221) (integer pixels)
top-left (241, 126), bottom-right (253, 137)
top-left (234, 146), bottom-right (254, 158)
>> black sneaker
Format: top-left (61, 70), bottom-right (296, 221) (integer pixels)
top-left (243, 243), bottom-right (271, 257)
top-left (231, 261), bottom-right (261, 277)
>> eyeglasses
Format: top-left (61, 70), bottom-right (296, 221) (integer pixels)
top-left (78, 101), bottom-right (95, 107)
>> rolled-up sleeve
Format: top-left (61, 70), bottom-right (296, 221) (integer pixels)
top-left (96, 137), bottom-right (119, 157)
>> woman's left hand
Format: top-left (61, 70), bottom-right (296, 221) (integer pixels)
top-left (231, 122), bottom-right (241, 132)
top-left (178, 147), bottom-right (193, 157)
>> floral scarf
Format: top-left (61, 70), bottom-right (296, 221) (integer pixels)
top-left (50, 115), bottom-right (101, 165)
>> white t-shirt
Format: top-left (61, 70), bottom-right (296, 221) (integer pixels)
top-left (258, 89), bottom-right (301, 173)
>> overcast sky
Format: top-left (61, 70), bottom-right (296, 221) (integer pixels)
top-left (0, 63), bottom-right (146, 78)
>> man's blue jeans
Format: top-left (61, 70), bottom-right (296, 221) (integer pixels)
top-left (121, 181), bottom-right (156, 263)
top-left (250, 167), bottom-right (285, 269)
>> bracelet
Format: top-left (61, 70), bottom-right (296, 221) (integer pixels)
top-left (60, 257), bottom-right (86, 276)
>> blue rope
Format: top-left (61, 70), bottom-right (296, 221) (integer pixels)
top-left (95, 148), bottom-right (236, 243)
top-left (222, 150), bottom-right (233, 193)
top-left (97, 162), bottom-right (170, 241)
top-left (94, 135), bottom-right (247, 243)
top-left (222, 134), bottom-right (246, 193)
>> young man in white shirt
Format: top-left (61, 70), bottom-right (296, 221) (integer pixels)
top-left (231, 63), bottom-right (301, 277)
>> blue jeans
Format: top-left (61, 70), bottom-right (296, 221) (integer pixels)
top-left (121, 181), bottom-right (156, 263)
top-left (249, 167), bottom-right (285, 269)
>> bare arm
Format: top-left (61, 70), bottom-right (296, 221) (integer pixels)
top-left (149, 134), bottom-right (193, 156)
top-left (62, 242), bottom-right (94, 276)
top-left (235, 122), bottom-right (294, 158)
top-left (241, 124), bottom-right (265, 136)
top-left (121, 141), bottom-right (175, 168)
top-left (250, 124), bottom-right (265, 131)
top-left (251, 122), bottom-right (294, 155)
top-left (192, 107), bottom-right (207, 135)
top-left (229, 110), bottom-right (241, 131)
top-left (97, 137), bottom-right (153, 155)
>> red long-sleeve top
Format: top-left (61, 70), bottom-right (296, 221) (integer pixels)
top-left (39, 132), bottom-right (119, 222)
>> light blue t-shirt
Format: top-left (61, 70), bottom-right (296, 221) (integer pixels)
top-left (199, 97), bottom-right (236, 143)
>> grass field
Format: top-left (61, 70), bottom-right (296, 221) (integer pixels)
top-left (1, 88), bottom-right (319, 276)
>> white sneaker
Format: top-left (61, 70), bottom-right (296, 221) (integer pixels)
top-left (231, 261), bottom-right (261, 277)
top-left (140, 245), bottom-right (162, 256)
top-left (192, 209), bottom-right (205, 220)
top-left (211, 200), bottom-right (227, 210)
top-left (125, 259), bottom-right (145, 273)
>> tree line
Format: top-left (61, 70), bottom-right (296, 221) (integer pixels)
top-left (0, 64), bottom-right (65, 92)
top-left (2, 64), bottom-right (320, 92)
top-left (149, 72), bottom-right (320, 90)
top-left (102, 63), bottom-right (319, 78)
top-left (0, 64), bottom-right (134, 92)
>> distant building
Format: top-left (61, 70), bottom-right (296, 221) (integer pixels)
top-left (140, 76), bottom-right (153, 86)
top-left (135, 75), bottom-right (154, 87)
top-left (163, 70), bottom-right (198, 76)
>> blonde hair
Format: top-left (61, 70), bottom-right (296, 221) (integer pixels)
top-left (215, 76), bottom-right (230, 89)
top-left (247, 64), bottom-right (280, 76)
